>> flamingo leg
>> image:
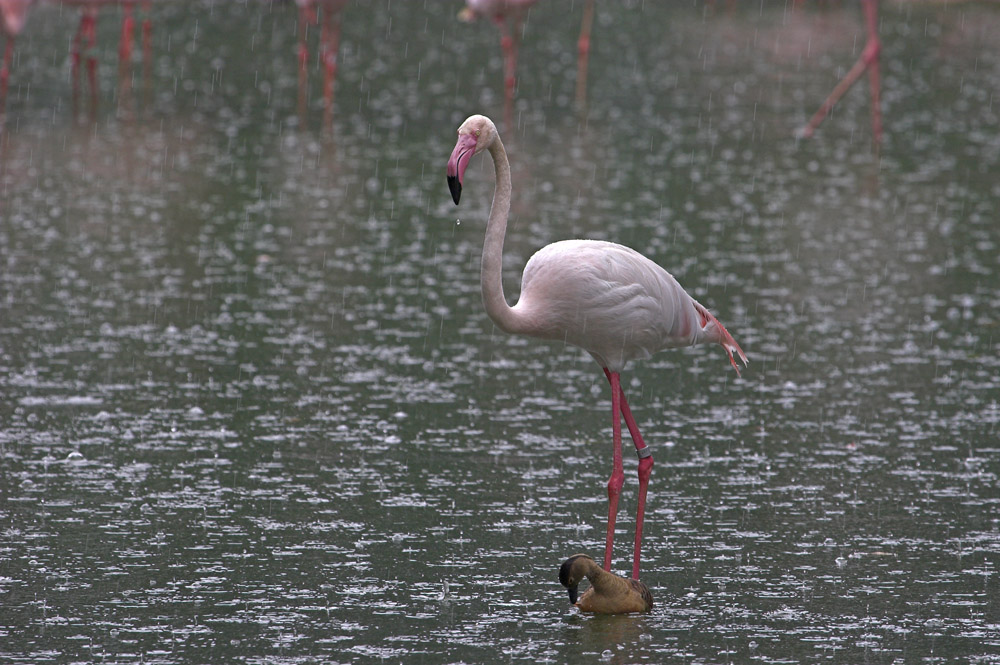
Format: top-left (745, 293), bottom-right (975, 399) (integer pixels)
top-left (141, 0), bottom-right (152, 107)
top-left (297, 3), bottom-right (316, 122)
top-left (119, 5), bottom-right (134, 67)
top-left (603, 370), bottom-right (625, 572)
top-left (493, 15), bottom-right (517, 131)
top-left (604, 368), bottom-right (653, 579)
top-left (1, 37), bottom-right (13, 118)
top-left (72, 13), bottom-right (85, 114)
top-left (575, 0), bottom-right (594, 109)
top-left (320, 2), bottom-right (342, 130)
top-left (73, 10), bottom-right (99, 120)
top-left (800, 0), bottom-right (881, 144)
top-left (118, 4), bottom-right (136, 115)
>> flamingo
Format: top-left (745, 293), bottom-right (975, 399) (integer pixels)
top-left (295, 0), bottom-right (348, 130)
top-left (61, 0), bottom-right (153, 119)
top-left (800, 0), bottom-right (882, 144)
top-left (459, 0), bottom-right (537, 129)
top-left (559, 553), bottom-right (652, 614)
top-left (446, 114), bottom-right (747, 580)
top-left (0, 0), bottom-right (33, 118)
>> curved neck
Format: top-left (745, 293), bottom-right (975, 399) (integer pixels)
top-left (480, 136), bottom-right (523, 334)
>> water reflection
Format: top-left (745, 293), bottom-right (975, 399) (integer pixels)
top-left (1, 1), bottom-right (999, 664)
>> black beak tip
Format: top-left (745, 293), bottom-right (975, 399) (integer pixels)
top-left (447, 175), bottom-right (462, 205)
top-left (567, 585), bottom-right (578, 605)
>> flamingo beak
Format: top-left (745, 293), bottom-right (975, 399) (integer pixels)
top-left (446, 133), bottom-right (478, 205)
top-left (566, 584), bottom-right (579, 605)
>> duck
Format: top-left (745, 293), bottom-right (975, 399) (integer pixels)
top-left (559, 554), bottom-right (653, 614)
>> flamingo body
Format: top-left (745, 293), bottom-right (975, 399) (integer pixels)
top-left (515, 239), bottom-right (733, 372)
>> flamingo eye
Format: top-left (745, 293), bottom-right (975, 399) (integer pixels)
top-left (475, 129), bottom-right (481, 136)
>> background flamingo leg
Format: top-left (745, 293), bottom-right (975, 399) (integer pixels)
top-left (320, 4), bottom-right (342, 130)
top-left (118, 4), bottom-right (135, 115)
top-left (575, 0), bottom-right (594, 109)
top-left (603, 370), bottom-right (625, 572)
top-left (800, 0), bottom-right (881, 144)
top-left (1, 38), bottom-right (13, 118)
top-left (141, 0), bottom-right (152, 107)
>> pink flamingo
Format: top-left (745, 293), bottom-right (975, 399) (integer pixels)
top-left (0, 0), bottom-right (33, 117)
top-left (459, 0), bottom-right (537, 129)
top-left (800, 0), bottom-right (882, 144)
top-left (446, 114), bottom-right (747, 580)
top-left (61, 0), bottom-right (153, 119)
top-left (295, 0), bottom-right (348, 129)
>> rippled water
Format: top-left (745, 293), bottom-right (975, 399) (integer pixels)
top-left (1, 1), bottom-right (998, 663)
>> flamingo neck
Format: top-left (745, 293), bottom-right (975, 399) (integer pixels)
top-left (481, 136), bottom-right (522, 334)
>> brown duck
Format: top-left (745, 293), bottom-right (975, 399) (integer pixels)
top-left (559, 554), bottom-right (653, 614)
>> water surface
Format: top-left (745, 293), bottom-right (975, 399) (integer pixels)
top-left (1, 1), bottom-right (998, 663)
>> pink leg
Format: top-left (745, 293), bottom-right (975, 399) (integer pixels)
top-left (72, 14), bottom-right (85, 114)
top-left (494, 16), bottom-right (517, 130)
top-left (604, 368), bottom-right (653, 579)
top-left (118, 5), bottom-right (136, 114)
top-left (119, 5), bottom-right (135, 64)
top-left (83, 12), bottom-right (98, 120)
top-left (141, 1), bottom-right (152, 107)
top-left (800, 0), bottom-right (881, 144)
top-left (603, 370), bottom-right (625, 572)
top-left (865, 0), bottom-right (883, 145)
top-left (1, 38), bottom-right (13, 117)
top-left (575, 0), bottom-right (594, 107)
top-left (320, 4), bottom-right (342, 129)
top-left (71, 11), bottom-right (99, 120)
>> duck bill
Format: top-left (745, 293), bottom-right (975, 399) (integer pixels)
top-left (566, 584), bottom-right (579, 605)
top-left (446, 133), bottom-right (478, 205)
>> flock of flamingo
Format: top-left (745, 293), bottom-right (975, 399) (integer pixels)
top-left (1, 0), bottom-right (885, 614)
top-left (0, 0), bottom-right (882, 140)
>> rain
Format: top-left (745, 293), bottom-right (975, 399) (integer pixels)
top-left (1, 0), bottom-right (999, 663)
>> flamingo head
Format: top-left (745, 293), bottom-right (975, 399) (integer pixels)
top-left (1, 0), bottom-right (31, 36)
top-left (447, 114), bottom-right (497, 204)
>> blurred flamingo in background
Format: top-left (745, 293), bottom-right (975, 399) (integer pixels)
top-left (0, 0), bottom-right (33, 118)
top-left (446, 114), bottom-right (747, 580)
top-left (295, 0), bottom-right (348, 130)
top-left (800, 0), bottom-right (882, 144)
top-left (459, 0), bottom-right (537, 129)
top-left (61, 0), bottom-right (153, 120)
top-left (460, 0), bottom-right (600, 124)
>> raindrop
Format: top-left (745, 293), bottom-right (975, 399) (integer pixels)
top-left (65, 451), bottom-right (85, 463)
